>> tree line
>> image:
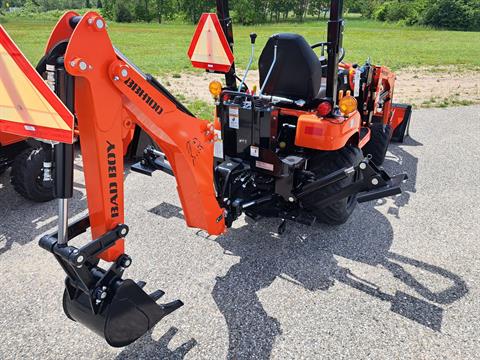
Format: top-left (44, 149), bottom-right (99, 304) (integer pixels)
top-left (358, 0), bottom-right (479, 31)
top-left (1, 0), bottom-right (478, 31)
top-left (0, 1), bottom-right (346, 23)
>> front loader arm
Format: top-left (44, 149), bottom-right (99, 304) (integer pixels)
top-left (63, 13), bottom-right (225, 261)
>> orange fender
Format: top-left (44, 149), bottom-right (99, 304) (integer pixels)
top-left (295, 112), bottom-right (361, 151)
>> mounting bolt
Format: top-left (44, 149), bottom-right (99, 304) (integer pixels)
top-left (371, 178), bottom-right (379, 186)
top-left (70, 61), bottom-right (76, 67)
top-left (120, 256), bottom-right (132, 268)
top-left (95, 19), bottom-right (105, 30)
top-left (79, 61), bottom-right (88, 71)
top-left (288, 197), bottom-right (296, 203)
top-left (359, 162), bottom-right (367, 170)
top-left (94, 287), bottom-right (108, 301)
top-left (113, 76), bottom-right (120, 81)
top-left (76, 255), bottom-right (85, 264)
top-left (120, 69), bottom-right (129, 78)
top-left (119, 227), bottom-right (128, 237)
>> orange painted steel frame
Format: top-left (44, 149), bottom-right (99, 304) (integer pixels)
top-left (44, 11), bottom-right (134, 156)
top-left (47, 12), bottom-right (225, 262)
top-left (390, 105), bottom-right (409, 131)
top-left (340, 62), bottom-right (398, 130)
top-left (0, 132), bottom-right (25, 146)
top-left (372, 66), bottom-right (396, 123)
top-left (45, 11), bottom-right (79, 53)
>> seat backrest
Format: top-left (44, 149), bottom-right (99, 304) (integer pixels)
top-left (259, 33), bottom-right (323, 102)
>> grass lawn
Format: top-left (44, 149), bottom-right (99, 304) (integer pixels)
top-left (1, 16), bottom-right (480, 77)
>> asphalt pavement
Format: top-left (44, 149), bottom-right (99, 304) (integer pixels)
top-left (0, 105), bottom-right (479, 359)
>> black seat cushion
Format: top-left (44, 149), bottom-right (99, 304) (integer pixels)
top-left (259, 33), bottom-right (323, 103)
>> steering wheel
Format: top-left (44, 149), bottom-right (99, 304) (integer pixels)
top-left (311, 42), bottom-right (346, 63)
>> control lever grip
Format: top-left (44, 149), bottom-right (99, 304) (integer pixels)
top-left (250, 33), bottom-right (257, 44)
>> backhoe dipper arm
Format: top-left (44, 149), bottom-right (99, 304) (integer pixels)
top-left (63, 12), bottom-right (225, 262)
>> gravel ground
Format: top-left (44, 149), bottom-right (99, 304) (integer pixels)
top-left (0, 106), bottom-right (479, 360)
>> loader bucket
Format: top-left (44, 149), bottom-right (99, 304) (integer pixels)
top-left (63, 278), bottom-right (183, 348)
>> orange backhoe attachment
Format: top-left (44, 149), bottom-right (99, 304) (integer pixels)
top-left (33, 11), bottom-right (226, 347)
top-left (60, 12), bottom-right (225, 261)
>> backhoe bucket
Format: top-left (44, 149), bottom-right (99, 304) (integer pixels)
top-left (39, 220), bottom-right (183, 348)
top-left (63, 278), bottom-right (183, 347)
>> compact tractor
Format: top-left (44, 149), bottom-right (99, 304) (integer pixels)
top-left (0, 0), bottom-right (411, 347)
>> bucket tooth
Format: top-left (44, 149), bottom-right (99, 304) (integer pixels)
top-left (160, 300), bottom-right (184, 316)
top-left (136, 281), bottom-right (147, 289)
top-left (150, 289), bottom-right (166, 301)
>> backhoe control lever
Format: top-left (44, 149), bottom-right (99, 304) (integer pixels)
top-left (39, 215), bottom-right (183, 347)
top-left (239, 33), bottom-right (257, 92)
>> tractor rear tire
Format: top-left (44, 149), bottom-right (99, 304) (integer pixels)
top-left (11, 147), bottom-right (55, 203)
top-left (302, 146), bottom-right (363, 225)
top-left (362, 123), bottom-right (392, 166)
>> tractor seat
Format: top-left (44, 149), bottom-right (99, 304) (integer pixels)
top-left (259, 33), bottom-right (325, 105)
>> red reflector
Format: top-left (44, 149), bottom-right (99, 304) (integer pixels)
top-left (317, 101), bottom-right (332, 117)
top-left (305, 126), bottom-right (324, 136)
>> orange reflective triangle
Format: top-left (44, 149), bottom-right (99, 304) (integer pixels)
top-left (0, 25), bottom-right (74, 144)
top-left (188, 13), bottom-right (234, 73)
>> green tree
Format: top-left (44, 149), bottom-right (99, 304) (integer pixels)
top-left (115, 0), bottom-right (133, 22)
top-left (309, 0), bottom-right (330, 19)
top-left (292, 0), bottom-right (309, 21)
top-left (265, 0), bottom-right (294, 22)
top-left (232, 0), bottom-right (267, 24)
top-left (179, 0), bottom-right (214, 23)
top-left (134, 0), bottom-right (152, 22)
top-left (357, 0), bottom-right (382, 18)
top-left (155, 0), bottom-right (175, 23)
top-left (101, 0), bottom-right (115, 19)
top-left (22, 0), bottom-right (40, 12)
top-left (424, 0), bottom-right (480, 31)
